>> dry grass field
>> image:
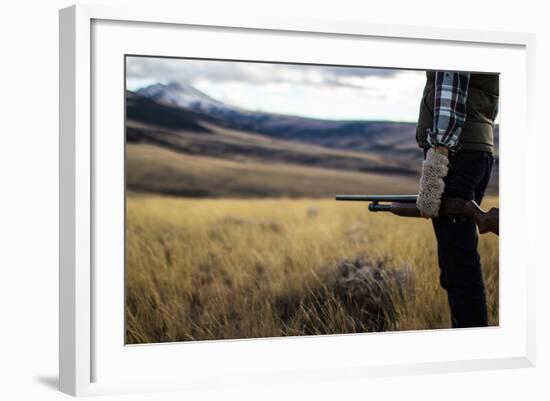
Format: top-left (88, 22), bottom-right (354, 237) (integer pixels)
top-left (125, 195), bottom-right (499, 344)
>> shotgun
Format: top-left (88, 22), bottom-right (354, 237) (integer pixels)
top-left (335, 194), bottom-right (498, 235)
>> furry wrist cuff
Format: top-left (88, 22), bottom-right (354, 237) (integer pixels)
top-left (416, 148), bottom-right (449, 218)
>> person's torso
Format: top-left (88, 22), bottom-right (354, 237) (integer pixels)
top-left (416, 71), bottom-right (499, 153)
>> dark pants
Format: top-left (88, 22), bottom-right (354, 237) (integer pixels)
top-left (428, 150), bottom-right (495, 328)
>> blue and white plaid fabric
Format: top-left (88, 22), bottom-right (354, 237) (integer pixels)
top-left (427, 71), bottom-right (471, 150)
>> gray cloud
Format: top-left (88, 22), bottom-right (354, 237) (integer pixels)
top-left (126, 56), bottom-right (402, 91)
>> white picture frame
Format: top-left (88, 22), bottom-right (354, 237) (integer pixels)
top-left (59, 3), bottom-right (536, 397)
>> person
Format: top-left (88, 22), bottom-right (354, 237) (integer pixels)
top-left (415, 71), bottom-right (499, 328)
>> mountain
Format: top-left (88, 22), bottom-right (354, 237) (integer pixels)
top-left (135, 82), bottom-right (420, 158)
top-left (126, 90), bottom-right (211, 133)
top-left (137, 82), bottom-right (227, 112)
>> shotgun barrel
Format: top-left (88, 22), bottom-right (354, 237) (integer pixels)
top-left (335, 194), bottom-right (418, 203)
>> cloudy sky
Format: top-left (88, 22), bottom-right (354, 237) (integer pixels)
top-left (126, 56), bottom-right (427, 122)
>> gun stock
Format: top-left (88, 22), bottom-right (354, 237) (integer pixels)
top-left (463, 201), bottom-right (499, 235)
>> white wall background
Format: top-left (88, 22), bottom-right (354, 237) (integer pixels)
top-left (0, 1), bottom-right (547, 400)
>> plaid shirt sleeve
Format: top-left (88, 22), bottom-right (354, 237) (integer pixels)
top-left (427, 71), bottom-right (470, 150)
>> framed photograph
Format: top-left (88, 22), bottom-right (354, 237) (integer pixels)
top-left (59, 4), bottom-right (536, 396)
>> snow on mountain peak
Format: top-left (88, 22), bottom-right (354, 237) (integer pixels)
top-left (137, 82), bottom-right (226, 112)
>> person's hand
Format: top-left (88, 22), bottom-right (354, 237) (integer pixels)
top-left (417, 146), bottom-right (449, 218)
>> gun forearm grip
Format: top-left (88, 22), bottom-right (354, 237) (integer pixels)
top-left (388, 203), bottom-right (422, 217)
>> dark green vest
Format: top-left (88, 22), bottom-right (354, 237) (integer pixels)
top-left (416, 72), bottom-right (499, 153)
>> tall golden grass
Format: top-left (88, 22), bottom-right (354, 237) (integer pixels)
top-left (125, 195), bottom-right (499, 344)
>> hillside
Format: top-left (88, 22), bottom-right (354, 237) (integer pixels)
top-left (126, 143), bottom-right (420, 197)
